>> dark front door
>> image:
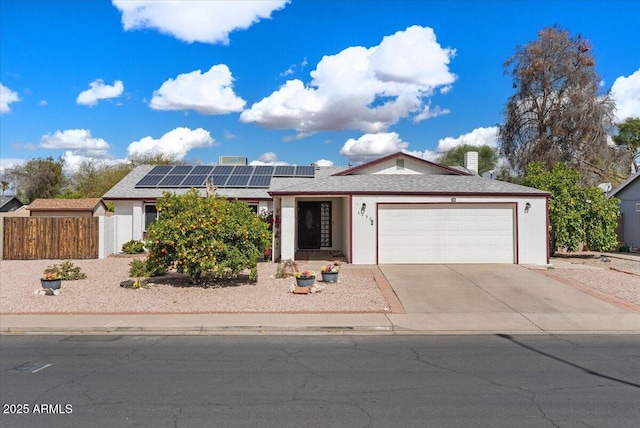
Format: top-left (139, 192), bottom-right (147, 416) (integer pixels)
top-left (298, 202), bottom-right (321, 249)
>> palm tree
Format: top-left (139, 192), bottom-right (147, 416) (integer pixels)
top-left (0, 180), bottom-right (9, 197)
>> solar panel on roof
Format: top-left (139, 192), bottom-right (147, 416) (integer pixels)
top-left (225, 175), bottom-right (251, 187)
top-left (209, 175), bottom-right (230, 186)
top-left (249, 175), bottom-right (272, 187)
top-left (171, 165), bottom-right (193, 175)
top-left (274, 165), bottom-right (295, 176)
top-left (136, 175), bottom-right (165, 187)
top-left (159, 175), bottom-right (187, 187)
top-left (181, 175), bottom-right (209, 187)
top-left (232, 165), bottom-right (253, 174)
top-left (254, 166), bottom-right (274, 175)
top-left (295, 166), bottom-right (315, 177)
top-left (149, 165), bottom-right (173, 175)
top-left (213, 165), bottom-right (234, 174)
top-left (192, 165), bottom-right (214, 175)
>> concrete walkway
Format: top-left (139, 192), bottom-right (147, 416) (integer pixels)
top-left (1, 263), bottom-right (639, 335)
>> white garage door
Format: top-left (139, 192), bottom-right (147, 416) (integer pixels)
top-left (378, 204), bottom-right (515, 264)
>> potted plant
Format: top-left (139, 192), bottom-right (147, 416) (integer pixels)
top-left (40, 271), bottom-right (62, 293)
top-left (321, 264), bottom-right (340, 283)
top-left (295, 270), bottom-right (316, 287)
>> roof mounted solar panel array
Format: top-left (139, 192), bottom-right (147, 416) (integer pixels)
top-left (134, 163), bottom-right (315, 189)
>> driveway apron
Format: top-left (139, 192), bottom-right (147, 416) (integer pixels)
top-left (379, 264), bottom-right (630, 315)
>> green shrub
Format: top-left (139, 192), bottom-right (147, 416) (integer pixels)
top-left (145, 189), bottom-right (271, 283)
top-left (522, 162), bottom-right (620, 252)
top-left (122, 239), bottom-right (145, 254)
top-left (128, 258), bottom-right (167, 278)
top-left (44, 260), bottom-right (87, 281)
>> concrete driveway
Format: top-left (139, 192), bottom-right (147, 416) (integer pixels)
top-left (380, 264), bottom-right (640, 333)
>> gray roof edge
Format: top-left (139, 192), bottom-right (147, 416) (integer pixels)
top-left (608, 172), bottom-right (639, 198)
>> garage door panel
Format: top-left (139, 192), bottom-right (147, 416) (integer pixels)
top-left (378, 204), bottom-right (515, 264)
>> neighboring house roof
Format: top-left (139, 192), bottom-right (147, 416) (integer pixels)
top-left (608, 172), bottom-right (639, 198)
top-left (28, 198), bottom-right (107, 212)
top-left (0, 195), bottom-right (24, 211)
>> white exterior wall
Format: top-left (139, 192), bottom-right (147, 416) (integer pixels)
top-left (280, 196), bottom-right (296, 260)
top-left (353, 158), bottom-right (443, 175)
top-left (351, 195), bottom-right (548, 265)
top-left (99, 216), bottom-right (116, 259)
top-left (112, 200), bottom-right (144, 253)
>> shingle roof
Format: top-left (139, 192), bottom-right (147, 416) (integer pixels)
top-left (103, 161), bottom-right (548, 200)
top-left (28, 198), bottom-right (106, 211)
top-left (103, 165), bottom-right (351, 200)
top-left (270, 174), bottom-right (549, 195)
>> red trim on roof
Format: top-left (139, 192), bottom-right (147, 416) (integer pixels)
top-left (269, 190), bottom-right (550, 197)
top-left (332, 151), bottom-right (469, 176)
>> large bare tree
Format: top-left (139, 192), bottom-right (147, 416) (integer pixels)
top-left (499, 26), bottom-right (628, 185)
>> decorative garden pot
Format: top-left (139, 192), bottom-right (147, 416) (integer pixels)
top-left (321, 272), bottom-right (339, 283)
top-left (295, 277), bottom-right (316, 287)
top-left (41, 279), bottom-right (62, 290)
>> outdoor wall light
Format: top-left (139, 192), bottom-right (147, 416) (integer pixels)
top-left (525, 202), bottom-right (531, 213)
top-left (360, 203), bottom-right (367, 215)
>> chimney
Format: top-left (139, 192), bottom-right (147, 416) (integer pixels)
top-left (464, 151), bottom-right (478, 175)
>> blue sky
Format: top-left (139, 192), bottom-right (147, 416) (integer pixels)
top-left (1, 0), bottom-right (639, 174)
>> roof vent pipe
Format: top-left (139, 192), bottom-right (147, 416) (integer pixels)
top-left (464, 151), bottom-right (478, 175)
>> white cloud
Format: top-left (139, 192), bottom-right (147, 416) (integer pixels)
top-left (241, 26), bottom-right (456, 136)
top-left (76, 79), bottom-right (124, 106)
top-left (39, 100), bottom-right (48, 106)
top-left (406, 126), bottom-right (499, 162)
top-left (314, 159), bottom-right (334, 167)
top-left (340, 126), bottom-right (499, 164)
top-left (60, 151), bottom-right (124, 174)
top-left (127, 127), bottom-right (216, 161)
top-left (340, 132), bottom-right (409, 163)
top-left (223, 130), bottom-right (236, 139)
top-left (112, 0), bottom-right (289, 44)
top-left (40, 129), bottom-right (110, 152)
top-left (0, 158), bottom-right (25, 174)
top-left (610, 68), bottom-right (640, 122)
top-left (40, 129), bottom-right (114, 172)
top-left (150, 65), bottom-right (246, 114)
top-left (434, 126), bottom-right (498, 153)
top-left (249, 151), bottom-right (289, 165)
top-left (1, 83), bottom-right (20, 114)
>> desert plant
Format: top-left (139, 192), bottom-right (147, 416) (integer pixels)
top-left (43, 260), bottom-right (86, 280)
top-left (128, 258), bottom-right (167, 278)
top-left (275, 259), bottom-right (297, 279)
top-left (122, 239), bottom-right (145, 254)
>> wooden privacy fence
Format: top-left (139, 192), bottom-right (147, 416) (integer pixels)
top-left (3, 217), bottom-right (99, 260)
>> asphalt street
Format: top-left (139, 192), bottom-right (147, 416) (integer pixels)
top-left (1, 335), bottom-right (639, 427)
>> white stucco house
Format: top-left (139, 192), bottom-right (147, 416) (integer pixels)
top-left (103, 152), bottom-right (550, 265)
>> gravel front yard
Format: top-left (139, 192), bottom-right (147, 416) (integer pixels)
top-left (0, 257), bottom-right (390, 314)
top-left (545, 254), bottom-right (640, 306)
top-left (1, 253), bottom-right (638, 314)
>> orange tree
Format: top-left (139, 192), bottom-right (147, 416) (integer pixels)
top-left (145, 189), bottom-right (271, 282)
